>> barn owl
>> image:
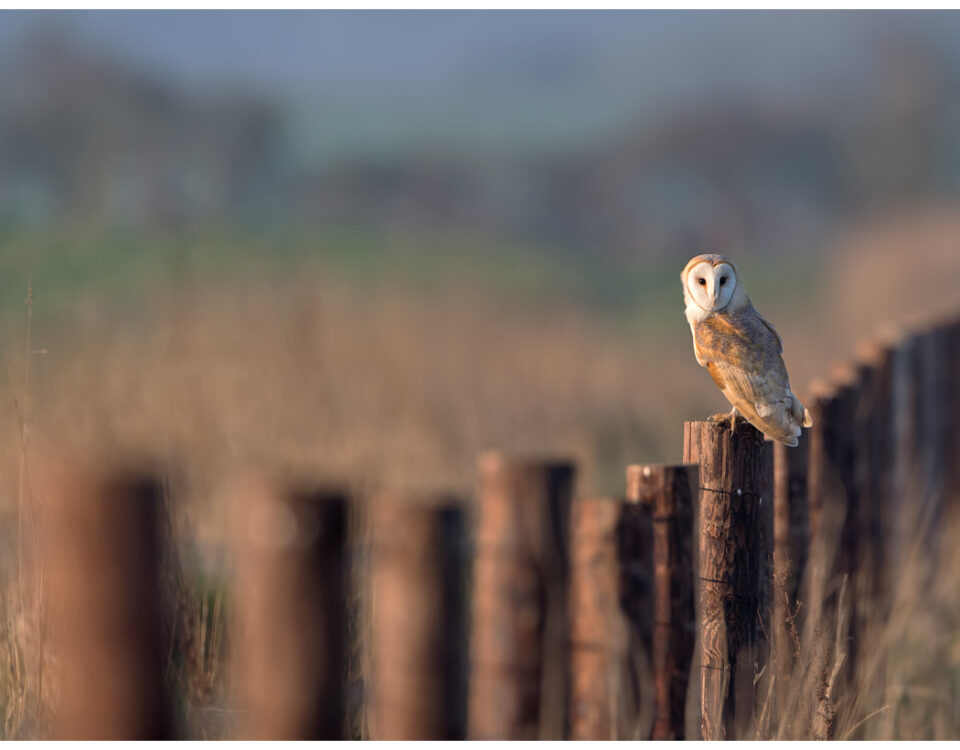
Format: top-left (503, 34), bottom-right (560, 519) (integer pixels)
top-left (681, 253), bottom-right (813, 446)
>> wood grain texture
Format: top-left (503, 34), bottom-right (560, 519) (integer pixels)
top-left (627, 464), bottom-right (697, 740)
top-left (772, 433), bottom-right (808, 688)
top-left (568, 496), bottom-right (652, 740)
top-left (683, 420), bottom-right (771, 740)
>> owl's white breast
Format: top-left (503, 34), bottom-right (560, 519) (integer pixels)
top-left (685, 300), bottom-right (713, 325)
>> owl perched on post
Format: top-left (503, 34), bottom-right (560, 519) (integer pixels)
top-left (681, 253), bottom-right (813, 446)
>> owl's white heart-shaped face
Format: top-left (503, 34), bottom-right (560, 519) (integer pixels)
top-left (685, 261), bottom-right (737, 312)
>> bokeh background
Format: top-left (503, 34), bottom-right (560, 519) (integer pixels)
top-left (2, 10), bottom-right (960, 500)
top-left (2, 9), bottom-right (960, 738)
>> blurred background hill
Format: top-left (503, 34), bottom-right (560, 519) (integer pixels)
top-left (3, 12), bottom-right (960, 247)
top-left (0, 11), bottom-right (959, 502)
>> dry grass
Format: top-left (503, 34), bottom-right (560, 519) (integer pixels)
top-left (751, 493), bottom-right (960, 741)
top-left (0, 206), bottom-right (959, 737)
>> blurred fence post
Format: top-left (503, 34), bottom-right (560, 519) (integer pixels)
top-left (890, 333), bottom-right (920, 567)
top-left (772, 430), bottom-right (808, 689)
top-left (568, 495), bottom-right (652, 740)
top-left (683, 420), bottom-right (771, 741)
top-left (916, 324), bottom-right (949, 538)
top-left (854, 342), bottom-right (895, 625)
top-left (944, 315), bottom-right (960, 515)
top-left (626, 463), bottom-right (697, 740)
top-left (232, 479), bottom-right (349, 740)
top-left (803, 382), bottom-right (830, 632)
top-left (468, 453), bottom-right (574, 740)
top-left (804, 378), bottom-right (855, 741)
top-left (806, 379), bottom-right (851, 603)
top-left (365, 494), bottom-right (467, 740)
top-left (831, 367), bottom-right (861, 689)
top-left (945, 316), bottom-right (960, 512)
top-left (41, 463), bottom-right (173, 740)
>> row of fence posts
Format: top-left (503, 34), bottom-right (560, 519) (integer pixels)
top-left (33, 313), bottom-right (960, 739)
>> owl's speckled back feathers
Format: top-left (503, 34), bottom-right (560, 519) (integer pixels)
top-left (693, 306), bottom-right (810, 445)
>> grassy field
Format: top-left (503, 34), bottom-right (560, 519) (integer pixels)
top-left (0, 220), bottom-right (827, 499)
top-left (0, 205), bottom-right (959, 737)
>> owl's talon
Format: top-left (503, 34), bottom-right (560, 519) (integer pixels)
top-left (708, 409), bottom-right (739, 434)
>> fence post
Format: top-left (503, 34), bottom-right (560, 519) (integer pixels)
top-left (683, 420), bottom-right (771, 740)
top-left (468, 453), bottom-right (574, 740)
top-left (831, 366), bottom-right (861, 689)
top-left (365, 494), bottom-right (467, 740)
top-left (945, 315), bottom-right (960, 513)
top-left (804, 377), bottom-right (861, 740)
top-left (40, 463), bottom-right (173, 739)
top-left (854, 341), bottom-right (895, 625)
top-left (803, 381), bottom-right (831, 633)
top-left (568, 495), bottom-right (652, 740)
top-left (772, 430), bottom-right (808, 691)
top-left (232, 478), bottom-right (349, 740)
top-left (946, 316), bottom-right (960, 510)
top-left (916, 324), bottom-right (949, 538)
top-left (626, 463), bottom-right (697, 740)
top-left (890, 333), bottom-right (920, 566)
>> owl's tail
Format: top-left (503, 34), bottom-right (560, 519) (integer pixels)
top-left (789, 392), bottom-right (814, 428)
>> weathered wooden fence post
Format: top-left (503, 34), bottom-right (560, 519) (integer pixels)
top-left (803, 377), bottom-right (862, 741)
top-left (916, 324), bottom-right (949, 538)
top-left (626, 463), bottom-right (697, 740)
top-left (568, 495), bottom-right (652, 740)
top-left (232, 479), bottom-right (349, 740)
top-left (831, 366), bottom-right (861, 688)
top-left (853, 341), bottom-right (895, 630)
top-left (468, 453), bottom-right (574, 740)
top-left (41, 463), bottom-right (173, 739)
top-left (803, 381), bottom-right (832, 634)
top-left (365, 494), bottom-right (467, 740)
top-left (806, 378), bottom-right (854, 602)
top-left (683, 420), bottom-right (771, 740)
top-left (772, 431), bottom-right (808, 687)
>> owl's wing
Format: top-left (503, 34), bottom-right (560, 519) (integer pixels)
top-left (755, 312), bottom-right (783, 353)
top-left (694, 313), bottom-right (806, 445)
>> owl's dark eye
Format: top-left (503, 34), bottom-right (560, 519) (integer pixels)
top-left (719, 276), bottom-right (727, 286)
top-left (697, 278), bottom-right (706, 286)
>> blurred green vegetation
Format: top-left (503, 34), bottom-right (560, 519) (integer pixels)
top-left (0, 223), bottom-right (823, 346)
